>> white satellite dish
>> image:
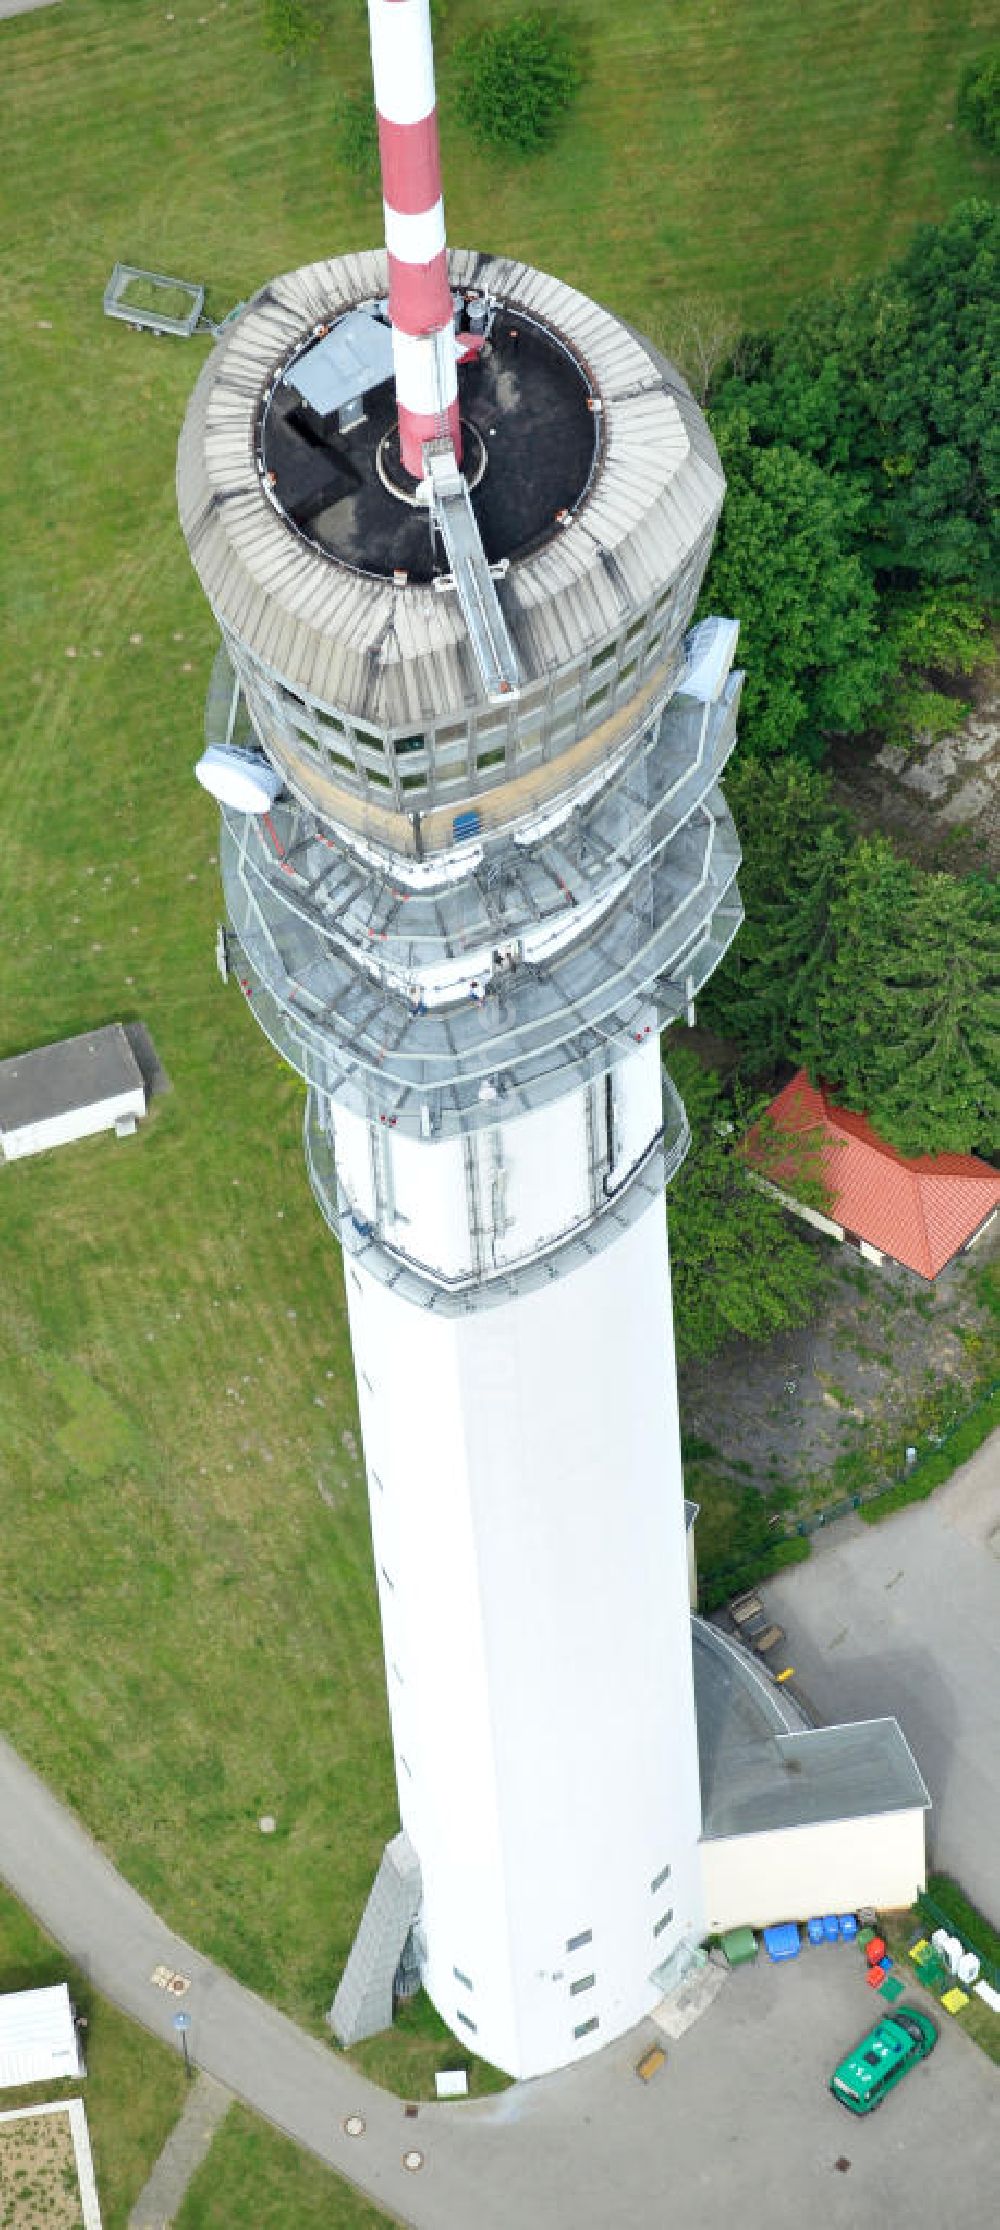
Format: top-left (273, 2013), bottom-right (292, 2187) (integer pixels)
top-left (195, 746), bottom-right (282, 814)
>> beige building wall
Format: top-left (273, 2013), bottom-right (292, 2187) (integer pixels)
top-left (701, 1808), bottom-right (926, 1933)
top-left (750, 1174), bottom-right (845, 1245)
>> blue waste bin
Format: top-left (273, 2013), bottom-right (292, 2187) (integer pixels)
top-left (763, 1922), bottom-right (801, 1962)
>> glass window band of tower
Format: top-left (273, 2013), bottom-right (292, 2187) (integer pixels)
top-left (209, 657), bottom-right (742, 978)
top-left (213, 527), bottom-right (712, 831)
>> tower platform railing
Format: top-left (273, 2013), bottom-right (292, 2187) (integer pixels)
top-left (209, 666), bottom-right (742, 978)
top-left (302, 1064), bottom-right (689, 1305)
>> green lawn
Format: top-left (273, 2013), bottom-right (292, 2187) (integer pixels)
top-left (880, 1908), bottom-right (1000, 2069)
top-left (348, 1984), bottom-right (509, 2100)
top-left (0, 1884), bottom-right (187, 2230)
top-left (175, 2105), bottom-right (396, 2230)
top-left (0, 0), bottom-right (994, 2075)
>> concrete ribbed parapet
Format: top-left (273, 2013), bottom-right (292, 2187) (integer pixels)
top-left (177, 249), bottom-right (725, 837)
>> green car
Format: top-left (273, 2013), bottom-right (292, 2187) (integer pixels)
top-left (830, 2008), bottom-right (937, 2114)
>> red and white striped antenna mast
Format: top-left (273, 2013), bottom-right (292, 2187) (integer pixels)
top-left (367, 0), bottom-right (462, 478)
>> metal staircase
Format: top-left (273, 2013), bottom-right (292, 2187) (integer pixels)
top-left (425, 445), bottom-right (519, 703)
top-left (327, 1831), bottom-right (422, 2046)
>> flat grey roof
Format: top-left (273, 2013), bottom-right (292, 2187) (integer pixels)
top-left (282, 309), bottom-right (394, 416)
top-left (693, 1618), bottom-right (930, 1840)
top-left (0, 1024), bottom-right (144, 1132)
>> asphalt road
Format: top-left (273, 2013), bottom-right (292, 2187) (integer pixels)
top-left (0, 1434), bottom-right (997, 2226)
top-left (767, 1427), bottom-right (1000, 1916)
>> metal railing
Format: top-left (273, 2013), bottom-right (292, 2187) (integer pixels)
top-left (302, 1081), bottom-right (684, 1305)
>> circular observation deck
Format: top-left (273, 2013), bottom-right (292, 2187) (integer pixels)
top-left (177, 249), bottom-right (726, 851)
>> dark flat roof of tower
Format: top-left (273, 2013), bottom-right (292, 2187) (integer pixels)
top-left (261, 305), bottom-right (597, 582)
top-left (0, 1024), bottom-right (144, 1131)
top-left (178, 247), bottom-right (726, 730)
top-left (693, 1619), bottom-right (930, 1839)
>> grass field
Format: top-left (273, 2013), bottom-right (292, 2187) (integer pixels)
top-left (0, 1885), bottom-right (186, 2230)
top-left (175, 2105), bottom-right (396, 2230)
top-left (0, 0), bottom-right (995, 2097)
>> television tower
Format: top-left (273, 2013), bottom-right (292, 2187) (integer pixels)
top-left (178, 0), bottom-right (742, 2080)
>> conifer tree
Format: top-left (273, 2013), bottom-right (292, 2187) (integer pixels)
top-left (701, 759), bottom-right (850, 1064)
top-left (666, 1048), bottom-right (828, 1361)
top-left (804, 842), bottom-right (1000, 1156)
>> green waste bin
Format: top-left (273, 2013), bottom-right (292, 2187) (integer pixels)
top-left (720, 1926), bottom-right (758, 1967)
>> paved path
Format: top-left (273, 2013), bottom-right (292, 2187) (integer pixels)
top-left (0, 1737), bottom-right (419, 2224)
top-left (129, 2073), bottom-right (232, 2229)
top-left (1, 1438), bottom-right (998, 2227)
top-left (767, 1425), bottom-right (1000, 1915)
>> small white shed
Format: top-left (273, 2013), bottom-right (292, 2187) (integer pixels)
top-left (0, 1985), bottom-right (84, 2089)
top-left (0, 1025), bottom-right (146, 1163)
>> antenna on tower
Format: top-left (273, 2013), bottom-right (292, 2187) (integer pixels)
top-left (366, 0), bottom-right (519, 699)
top-left (368, 0), bottom-right (461, 478)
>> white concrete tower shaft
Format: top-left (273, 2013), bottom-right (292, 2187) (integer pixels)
top-left (341, 1052), bottom-right (704, 2074)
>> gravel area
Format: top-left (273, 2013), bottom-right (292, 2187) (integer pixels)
top-left (680, 1228), bottom-right (998, 1500)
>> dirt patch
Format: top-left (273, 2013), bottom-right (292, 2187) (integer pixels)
top-left (679, 1224), bottom-right (999, 1505)
top-left (0, 2111), bottom-right (83, 2230)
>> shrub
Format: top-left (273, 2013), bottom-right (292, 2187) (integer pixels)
top-left (332, 91), bottom-right (379, 180)
top-left (860, 1385), bottom-right (1000, 1521)
top-left (261, 0), bottom-right (320, 62)
top-left (924, 1874), bottom-right (1000, 1972)
top-left (698, 1532), bottom-right (809, 1616)
top-left (454, 11), bottom-right (583, 154)
top-left (957, 50), bottom-right (1000, 153)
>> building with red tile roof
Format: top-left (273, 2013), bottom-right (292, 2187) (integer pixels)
top-left (750, 1069), bottom-right (1000, 1281)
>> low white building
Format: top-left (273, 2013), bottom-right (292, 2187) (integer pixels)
top-left (0, 1025), bottom-right (146, 1162)
top-left (0, 1985), bottom-right (84, 2090)
top-left (693, 1622), bottom-right (930, 1933)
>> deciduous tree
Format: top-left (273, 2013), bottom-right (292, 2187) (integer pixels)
top-left (713, 202), bottom-right (1000, 598)
top-left (700, 417), bottom-right (884, 759)
top-left (665, 1046), bottom-right (828, 1361)
top-left (454, 12), bottom-right (582, 153)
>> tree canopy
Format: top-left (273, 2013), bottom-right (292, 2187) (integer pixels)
top-left (957, 50), bottom-right (1000, 156)
top-left (702, 418), bottom-right (883, 758)
top-left (665, 1045), bottom-right (828, 1362)
top-left (700, 759), bottom-right (850, 1063)
top-left (714, 200), bottom-right (999, 598)
top-left (454, 12), bottom-right (583, 153)
top-left (702, 201), bottom-right (998, 763)
top-left (800, 840), bottom-right (1000, 1157)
